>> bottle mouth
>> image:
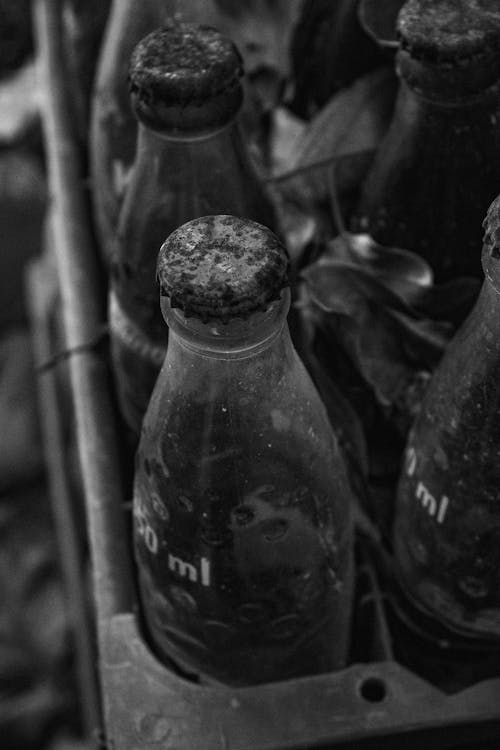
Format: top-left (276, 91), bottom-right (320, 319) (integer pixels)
top-left (162, 291), bottom-right (291, 358)
top-left (396, 47), bottom-right (500, 103)
top-left (130, 84), bottom-right (243, 137)
top-left (129, 22), bottom-right (245, 135)
top-left (156, 216), bottom-right (290, 324)
top-left (396, 0), bottom-right (500, 101)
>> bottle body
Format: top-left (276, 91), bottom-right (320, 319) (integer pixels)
top-left (89, 0), bottom-right (221, 264)
top-left (90, 0), bottom-right (168, 264)
top-left (291, 0), bottom-right (382, 118)
top-left (110, 124), bottom-right (277, 438)
top-left (353, 80), bottom-right (500, 281)
top-left (394, 281), bottom-right (500, 638)
top-left (134, 297), bottom-right (354, 684)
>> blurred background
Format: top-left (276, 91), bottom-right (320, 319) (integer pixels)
top-left (0, 2), bottom-right (86, 749)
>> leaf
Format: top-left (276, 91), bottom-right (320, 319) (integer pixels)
top-left (271, 150), bottom-right (375, 219)
top-left (324, 233), bottom-right (433, 298)
top-left (214, 0), bottom-right (303, 100)
top-left (290, 67), bottom-right (397, 172)
top-left (358, 0), bottom-right (406, 50)
top-left (268, 67), bottom-right (397, 230)
top-left (300, 249), bottom-right (471, 436)
top-left (303, 260), bottom-right (423, 322)
top-left (269, 106), bottom-right (307, 177)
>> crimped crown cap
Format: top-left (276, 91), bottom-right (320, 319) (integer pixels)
top-left (397, 0), bottom-right (500, 101)
top-left (129, 22), bottom-right (244, 134)
top-left (157, 215), bottom-right (289, 322)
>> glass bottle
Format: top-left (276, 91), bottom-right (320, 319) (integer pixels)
top-left (352, 0), bottom-right (500, 281)
top-left (393, 193), bottom-right (500, 640)
top-left (109, 22), bottom-right (277, 440)
top-left (133, 215), bottom-right (354, 685)
top-left (89, 0), bottom-right (221, 266)
top-left (290, 0), bottom-right (383, 118)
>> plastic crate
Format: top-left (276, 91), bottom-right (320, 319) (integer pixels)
top-left (31, 1), bottom-right (500, 747)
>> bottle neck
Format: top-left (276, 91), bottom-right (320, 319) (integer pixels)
top-left (161, 290), bottom-right (291, 360)
top-left (397, 53), bottom-right (500, 108)
top-left (136, 117), bottom-right (238, 149)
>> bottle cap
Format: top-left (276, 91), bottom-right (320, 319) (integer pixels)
top-left (129, 22), bottom-right (244, 135)
top-left (157, 215), bottom-right (289, 322)
top-left (482, 194), bottom-right (500, 289)
top-left (397, 0), bottom-right (500, 101)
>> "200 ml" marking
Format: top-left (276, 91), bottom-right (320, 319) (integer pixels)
top-left (406, 447), bottom-right (449, 524)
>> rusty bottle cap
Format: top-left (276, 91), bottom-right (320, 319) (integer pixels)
top-left (397, 0), bottom-right (500, 102)
top-left (129, 22), bottom-right (244, 135)
top-left (157, 215), bottom-right (289, 323)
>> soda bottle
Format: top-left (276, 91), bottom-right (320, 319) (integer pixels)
top-left (133, 215), bottom-right (354, 685)
top-left (393, 193), bottom-right (500, 639)
top-left (89, 0), bottom-right (221, 266)
top-left (109, 22), bottom-right (277, 440)
top-left (352, 0), bottom-right (500, 281)
top-left (290, 0), bottom-right (383, 118)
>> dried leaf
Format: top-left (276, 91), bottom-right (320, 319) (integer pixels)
top-left (269, 151), bottom-right (374, 216)
top-left (291, 67), bottom-right (397, 172)
top-left (270, 106), bottom-right (307, 177)
top-left (304, 260), bottom-right (422, 323)
top-left (300, 245), bottom-right (474, 437)
top-left (268, 68), bottom-right (397, 240)
top-left (358, 0), bottom-right (406, 50)
top-left (322, 232), bottom-right (437, 310)
top-left (304, 262), bottom-right (449, 405)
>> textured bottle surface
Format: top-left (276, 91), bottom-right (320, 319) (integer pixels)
top-left (134, 336), bottom-right (353, 683)
top-left (133, 216), bottom-right (354, 684)
top-left (354, 85), bottom-right (500, 280)
top-left (89, 1), bottom-right (221, 265)
top-left (109, 291), bottom-right (166, 439)
top-left (109, 25), bottom-right (276, 439)
top-left (394, 199), bottom-right (500, 638)
top-left (352, 0), bottom-right (500, 281)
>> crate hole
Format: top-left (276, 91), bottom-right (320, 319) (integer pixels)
top-left (359, 676), bottom-right (387, 703)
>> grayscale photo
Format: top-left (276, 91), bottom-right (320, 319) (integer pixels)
top-left (2, 1), bottom-right (500, 748)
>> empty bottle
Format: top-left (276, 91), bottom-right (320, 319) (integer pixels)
top-left (89, 0), bottom-right (221, 266)
top-left (352, 0), bottom-right (500, 281)
top-left (109, 22), bottom-right (277, 440)
top-left (290, 0), bottom-right (383, 118)
top-left (133, 215), bottom-right (354, 685)
top-left (393, 194), bottom-right (500, 639)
